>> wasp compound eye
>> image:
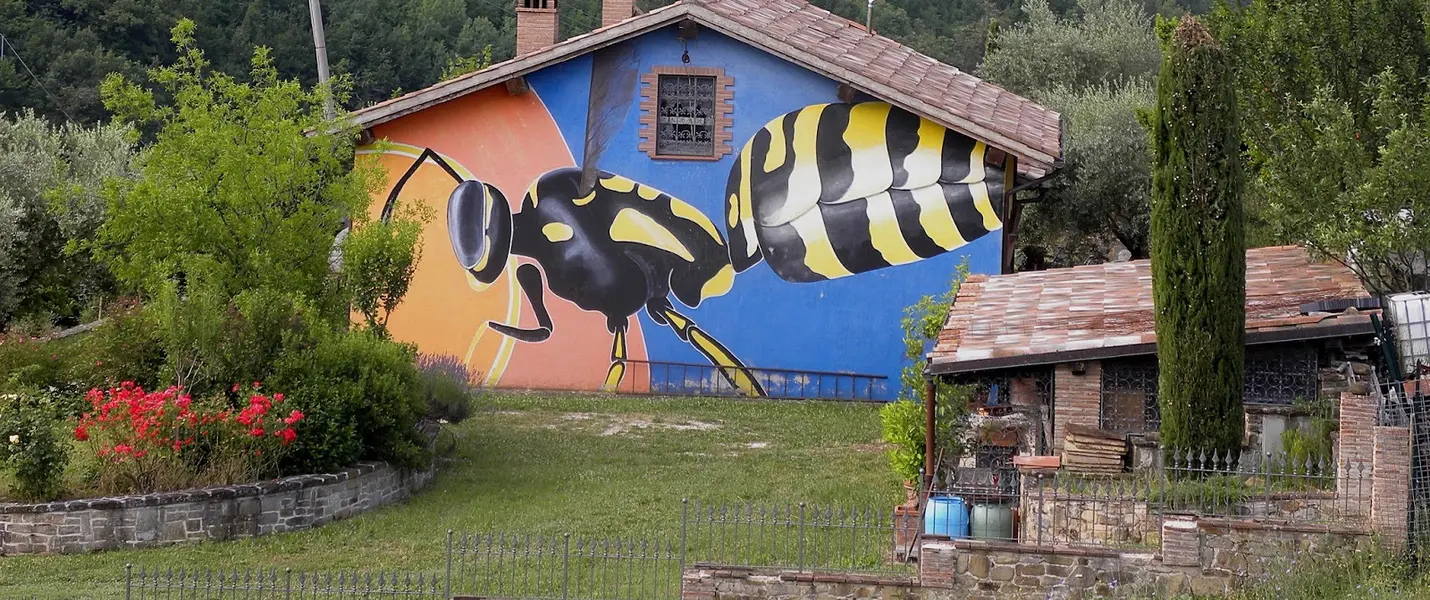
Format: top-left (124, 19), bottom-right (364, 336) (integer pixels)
top-left (448, 180), bottom-right (513, 286)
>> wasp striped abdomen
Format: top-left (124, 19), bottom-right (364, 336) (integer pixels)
top-left (726, 102), bottom-right (1006, 283)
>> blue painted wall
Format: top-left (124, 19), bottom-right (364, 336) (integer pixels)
top-left (514, 26), bottom-right (1000, 399)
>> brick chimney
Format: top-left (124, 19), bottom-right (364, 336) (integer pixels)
top-left (602, 0), bottom-right (634, 28)
top-left (516, 0), bottom-right (559, 56)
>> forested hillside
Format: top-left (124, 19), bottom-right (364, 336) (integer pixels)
top-left (2, 0), bottom-right (1207, 125)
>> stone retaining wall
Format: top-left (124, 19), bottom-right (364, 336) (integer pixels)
top-left (685, 518), bottom-right (1370, 600)
top-left (0, 462), bottom-right (434, 555)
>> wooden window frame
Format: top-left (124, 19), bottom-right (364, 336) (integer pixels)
top-left (638, 66), bottom-right (734, 161)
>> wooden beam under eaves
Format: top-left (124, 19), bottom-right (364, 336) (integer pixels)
top-left (836, 82), bottom-right (857, 103)
top-left (679, 19), bottom-right (699, 40)
top-left (505, 77), bottom-right (530, 96)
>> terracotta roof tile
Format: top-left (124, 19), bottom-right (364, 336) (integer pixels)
top-left (693, 0), bottom-right (1061, 177)
top-left (930, 246), bottom-right (1374, 370)
top-left (351, 0), bottom-right (1061, 178)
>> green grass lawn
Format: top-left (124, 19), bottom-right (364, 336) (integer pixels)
top-left (0, 393), bottom-right (899, 598)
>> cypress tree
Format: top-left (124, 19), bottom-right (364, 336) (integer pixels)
top-left (1150, 16), bottom-right (1245, 455)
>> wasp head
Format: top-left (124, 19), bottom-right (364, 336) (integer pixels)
top-left (448, 180), bottom-right (514, 290)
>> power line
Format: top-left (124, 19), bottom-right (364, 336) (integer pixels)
top-left (0, 32), bottom-right (77, 123)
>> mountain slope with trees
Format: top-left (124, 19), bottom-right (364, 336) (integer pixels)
top-left (3, 0), bottom-right (1210, 125)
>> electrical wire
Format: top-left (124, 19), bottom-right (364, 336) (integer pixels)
top-left (0, 32), bottom-right (77, 123)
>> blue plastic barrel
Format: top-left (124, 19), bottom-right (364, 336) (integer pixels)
top-left (923, 496), bottom-right (970, 538)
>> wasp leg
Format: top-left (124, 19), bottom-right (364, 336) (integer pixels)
top-left (489, 263), bottom-right (554, 343)
top-left (602, 321), bottom-right (629, 392)
top-left (382, 147), bottom-right (465, 222)
top-left (646, 300), bottom-right (766, 397)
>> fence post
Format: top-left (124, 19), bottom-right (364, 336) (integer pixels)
top-left (916, 468), bottom-right (926, 553)
top-left (797, 502), bottom-right (807, 573)
top-left (1263, 451), bottom-right (1272, 508)
top-left (284, 567), bottom-right (292, 600)
top-left (1036, 474), bottom-right (1044, 547)
top-left (562, 533), bottom-right (571, 600)
top-left (679, 498), bottom-right (689, 593)
top-left (446, 529), bottom-right (454, 600)
top-left (125, 563), bottom-right (132, 600)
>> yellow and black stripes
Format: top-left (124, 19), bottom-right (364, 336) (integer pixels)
top-left (726, 102), bottom-right (1006, 283)
top-left (650, 302), bottom-right (765, 398)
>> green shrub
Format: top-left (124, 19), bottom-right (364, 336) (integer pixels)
top-left (417, 354), bottom-right (478, 424)
top-left (272, 329), bottom-right (428, 474)
top-left (879, 386), bottom-right (972, 485)
top-left (0, 391), bottom-right (70, 500)
top-left (880, 399), bottom-right (925, 483)
top-left (1281, 398), bottom-right (1336, 475)
top-left (0, 306), bottom-right (164, 410)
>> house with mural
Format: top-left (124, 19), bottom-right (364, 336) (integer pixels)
top-left (349, 0), bottom-right (1064, 399)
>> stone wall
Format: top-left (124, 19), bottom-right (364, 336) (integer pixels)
top-left (0, 462), bottom-right (434, 555)
top-left (686, 518), bottom-right (1370, 600)
top-left (1192, 518), bottom-right (1370, 581)
top-left (682, 566), bottom-right (922, 600)
top-left (1017, 489), bottom-right (1157, 548)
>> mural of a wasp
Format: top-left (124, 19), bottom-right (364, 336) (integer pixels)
top-left (724, 102), bottom-right (1006, 282)
top-left (382, 151), bottom-right (767, 397)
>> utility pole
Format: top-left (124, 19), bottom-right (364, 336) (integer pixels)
top-left (307, 0), bottom-right (336, 120)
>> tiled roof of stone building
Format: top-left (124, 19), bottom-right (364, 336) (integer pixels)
top-left (930, 246), bottom-right (1376, 375)
top-left (348, 0), bottom-right (1063, 178)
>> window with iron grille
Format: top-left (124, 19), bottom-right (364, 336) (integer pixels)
top-left (1244, 345), bottom-right (1319, 405)
top-left (639, 67), bottom-right (732, 160)
top-left (1100, 358), bottom-right (1160, 434)
top-left (655, 74), bottom-right (716, 157)
top-left (1097, 344), bottom-right (1321, 433)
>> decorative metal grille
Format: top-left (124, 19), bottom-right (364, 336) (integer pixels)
top-left (1100, 358), bottom-right (1160, 434)
top-left (948, 369), bottom-right (1052, 416)
top-left (975, 444), bottom-right (1015, 470)
top-left (1244, 345), bottom-right (1319, 405)
top-left (655, 75), bottom-right (717, 157)
top-left (1098, 344), bottom-right (1320, 432)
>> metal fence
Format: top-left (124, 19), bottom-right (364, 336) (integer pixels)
top-left (682, 500), bottom-right (912, 574)
top-left (927, 448), bottom-right (1372, 551)
top-left (124, 451), bottom-right (1374, 598)
top-left (126, 499), bottom-right (910, 600)
top-left (124, 566), bottom-right (449, 599)
top-left (610, 360), bottom-right (889, 401)
top-left (450, 533), bottom-right (682, 600)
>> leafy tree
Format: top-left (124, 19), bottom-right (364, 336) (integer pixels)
top-left (878, 261), bottom-right (974, 484)
top-left (979, 0), bottom-right (1159, 95)
top-left (979, 0), bottom-right (1160, 267)
top-left (1214, 0), bottom-right (1430, 293)
top-left (97, 19), bottom-right (381, 305)
top-left (343, 203), bottom-right (430, 336)
top-left (1150, 16), bottom-right (1244, 455)
top-left (441, 46), bottom-right (496, 81)
top-left (0, 110), bottom-right (134, 331)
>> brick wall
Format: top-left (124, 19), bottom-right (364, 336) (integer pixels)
top-left (0, 462), bottom-right (434, 555)
top-left (1052, 361), bottom-right (1101, 452)
top-left (601, 0), bottom-right (634, 27)
top-left (516, 6), bottom-right (559, 56)
top-left (1339, 392), bottom-right (1376, 503)
top-left (1373, 424), bottom-right (1411, 548)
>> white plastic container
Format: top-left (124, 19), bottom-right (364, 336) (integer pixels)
top-left (1389, 292), bottom-right (1430, 372)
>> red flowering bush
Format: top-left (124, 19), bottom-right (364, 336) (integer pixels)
top-left (74, 381), bottom-right (303, 494)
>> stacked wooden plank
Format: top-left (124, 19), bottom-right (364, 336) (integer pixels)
top-left (1062, 425), bottom-right (1127, 474)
